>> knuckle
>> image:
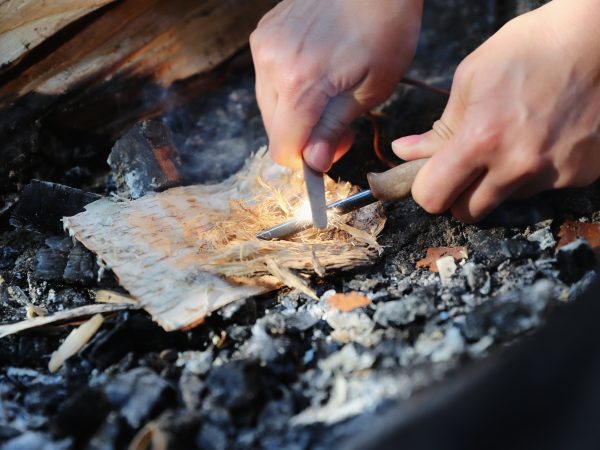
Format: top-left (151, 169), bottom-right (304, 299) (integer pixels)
top-left (453, 58), bottom-right (473, 86)
top-left (413, 189), bottom-right (445, 215)
top-left (318, 114), bottom-right (346, 136)
top-left (279, 66), bottom-right (315, 95)
top-left (517, 154), bottom-right (545, 179)
top-left (268, 145), bottom-right (289, 167)
top-left (465, 124), bottom-right (501, 159)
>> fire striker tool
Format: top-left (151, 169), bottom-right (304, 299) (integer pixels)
top-left (303, 160), bottom-right (328, 230)
top-left (256, 190), bottom-right (377, 240)
top-left (256, 158), bottom-right (429, 241)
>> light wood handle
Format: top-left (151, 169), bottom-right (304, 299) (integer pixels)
top-left (366, 159), bottom-right (428, 202)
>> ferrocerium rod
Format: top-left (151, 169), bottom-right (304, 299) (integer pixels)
top-left (256, 190), bottom-right (376, 240)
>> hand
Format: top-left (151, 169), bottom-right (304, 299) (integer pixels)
top-left (392, 0), bottom-right (600, 223)
top-left (250, 0), bottom-right (423, 171)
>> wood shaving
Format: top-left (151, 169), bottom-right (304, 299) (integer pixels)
top-left (416, 246), bottom-right (468, 272)
top-left (48, 314), bottom-right (104, 373)
top-left (0, 303), bottom-right (135, 339)
top-left (64, 149), bottom-right (386, 331)
top-left (327, 292), bottom-right (371, 312)
top-left (556, 220), bottom-right (600, 255)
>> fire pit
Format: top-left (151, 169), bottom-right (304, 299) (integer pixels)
top-left (1, 1), bottom-right (599, 449)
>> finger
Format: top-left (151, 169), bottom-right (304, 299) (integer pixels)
top-left (332, 129), bottom-right (355, 164)
top-left (449, 172), bottom-right (522, 223)
top-left (392, 72), bottom-right (465, 160)
top-left (411, 132), bottom-right (486, 215)
top-left (269, 87), bottom-right (327, 168)
top-left (511, 168), bottom-right (556, 199)
top-left (392, 124), bottom-right (451, 160)
top-left (255, 74), bottom-right (277, 136)
top-left (303, 95), bottom-right (365, 172)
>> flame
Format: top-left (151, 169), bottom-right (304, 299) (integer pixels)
top-left (294, 199), bottom-right (313, 222)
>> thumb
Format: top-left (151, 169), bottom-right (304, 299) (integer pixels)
top-left (303, 95), bottom-right (365, 172)
top-left (391, 82), bottom-right (465, 161)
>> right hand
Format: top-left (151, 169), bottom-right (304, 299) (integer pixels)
top-left (250, 0), bottom-right (423, 172)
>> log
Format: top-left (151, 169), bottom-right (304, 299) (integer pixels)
top-left (0, 0), bottom-right (116, 72)
top-left (0, 0), bottom-right (274, 213)
top-left (0, 0), bottom-right (274, 137)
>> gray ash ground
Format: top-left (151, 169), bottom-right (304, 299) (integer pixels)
top-left (3, 1), bottom-right (597, 449)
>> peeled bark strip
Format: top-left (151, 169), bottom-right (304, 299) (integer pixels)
top-left (0, 303), bottom-right (135, 339)
top-left (64, 149), bottom-right (386, 331)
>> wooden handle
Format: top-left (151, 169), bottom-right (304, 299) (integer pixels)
top-left (366, 159), bottom-right (428, 202)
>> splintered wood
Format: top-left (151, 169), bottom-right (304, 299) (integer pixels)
top-left (64, 149), bottom-right (385, 331)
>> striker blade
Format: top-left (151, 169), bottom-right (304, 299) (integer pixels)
top-left (303, 161), bottom-right (327, 229)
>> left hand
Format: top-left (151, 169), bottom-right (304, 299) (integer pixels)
top-left (392, 0), bottom-right (600, 223)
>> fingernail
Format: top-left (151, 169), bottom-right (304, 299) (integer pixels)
top-left (303, 141), bottom-right (333, 172)
top-left (392, 134), bottom-right (422, 151)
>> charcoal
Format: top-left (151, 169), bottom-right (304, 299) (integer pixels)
top-left (5, 368), bottom-right (67, 414)
top-left (470, 232), bottom-right (538, 268)
top-left (556, 239), bottom-right (596, 283)
top-left (239, 323), bottom-right (281, 364)
top-left (527, 226), bottom-right (556, 250)
top-left (569, 270), bottom-right (598, 301)
top-left (373, 295), bottom-right (436, 327)
top-left (0, 426), bottom-right (20, 443)
top-left (0, 247), bottom-right (20, 271)
top-left (34, 248), bottom-right (68, 281)
top-left (86, 314), bottom-right (186, 368)
top-left (216, 298), bottom-right (257, 324)
top-left (461, 262), bottom-right (489, 293)
top-left (10, 180), bottom-right (100, 233)
top-left (0, 432), bottom-right (71, 450)
top-left (179, 372), bottom-right (204, 410)
top-left (52, 388), bottom-right (111, 441)
top-left (226, 325), bottom-right (252, 342)
top-left (103, 367), bottom-right (174, 429)
top-left (324, 310), bottom-right (380, 347)
top-left (62, 244), bottom-right (97, 285)
top-left (257, 390), bottom-right (295, 433)
top-left (48, 288), bottom-right (91, 309)
top-left (196, 423), bottom-right (229, 450)
top-left (318, 344), bottom-right (375, 374)
top-left (462, 280), bottom-right (554, 341)
top-left (205, 361), bottom-right (261, 410)
top-left (415, 327), bottom-right (465, 363)
top-left (284, 311), bottom-right (321, 332)
top-left (108, 119), bottom-right (182, 199)
top-left (84, 412), bottom-right (125, 450)
top-left (176, 350), bottom-right (214, 376)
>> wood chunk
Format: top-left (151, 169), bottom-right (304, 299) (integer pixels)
top-left (35, 247), bottom-right (69, 281)
top-left (436, 255), bottom-right (457, 285)
top-left (556, 220), bottom-right (600, 256)
top-left (327, 292), bottom-right (371, 312)
top-left (108, 119), bottom-right (182, 199)
top-left (63, 243), bottom-right (98, 285)
top-left (416, 246), bottom-right (469, 272)
top-left (10, 180), bottom-right (100, 233)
